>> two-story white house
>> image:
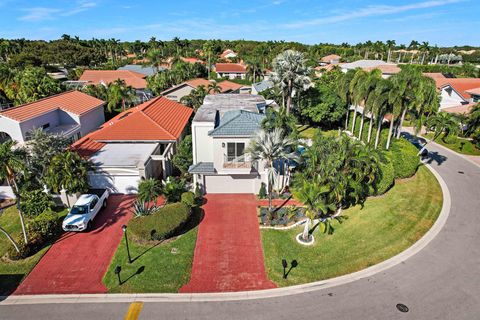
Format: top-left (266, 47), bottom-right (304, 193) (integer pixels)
top-left (0, 90), bottom-right (105, 144)
top-left (189, 94), bottom-right (268, 194)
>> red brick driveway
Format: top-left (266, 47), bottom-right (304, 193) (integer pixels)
top-left (180, 194), bottom-right (276, 293)
top-left (14, 195), bottom-right (135, 295)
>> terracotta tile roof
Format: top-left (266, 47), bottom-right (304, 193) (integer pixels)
top-left (181, 57), bottom-right (204, 64)
top-left (435, 78), bottom-right (480, 99)
top-left (442, 103), bottom-right (476, 114)
top-left (465, 87), bottom-right (480, 95)
top-left (220, 49), bottom-right (237, 59)
top-left (364, 64), bottom-right (401, 74)
top-left (423, 72), bottom-right (446, 79)
top-left (321, 54), bottom-right (341, 63)
top-left (71, 97), bottom-right (193, 157)
top-left (79, 70), bottom-right (147, 89)
top-left (215, 63), bottom-right (247, 73)
top-left (218, 80), bottom-right (244, 92)
top-left (0, 90), bottom-right (104, 122)
top-left (185, 78), bottom-right (212, 88)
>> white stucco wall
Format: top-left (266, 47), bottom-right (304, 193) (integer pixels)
top-left (19, 109), bottom-right (61, 140)
top-left (0, 116), bottom-right (23, 142)
top-left (77, 105), bottom-right (105, 137)
top-left (164, 86), bottom-right (194, 102)
top-left (439, 87), bottom-right (465, 109)
top-left (192, 122), bottom-right (214, 163)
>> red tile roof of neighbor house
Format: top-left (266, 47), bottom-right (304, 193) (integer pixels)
top-left (215, 63), bottom-right (247, 73)
top-left (0, 90), bottom-right (104, 122)
top-left (364, 64), bottom-right (401, 74)
top-left (185, 78), bottom-right (212, 88)
top-left (423, 72), bottom-right (446, 79)
top-left (434, 78), bottom-right (480, 99)
top-left (220, 49), bottom-right (237, 59)
top-left (163, 78), bottom-right (244, 95)
top-left (465, 87), bottom-right (480, 95)
top-left (218, 80), bottom-right (244, 92)
top-left (72, 97), bottom-right (193, 157)
top-left (321, 54), bottom-right (341, 63)
top-left (79, 70), bottom-right (147, 89)
top-left (181, 57), bottom-right (205, 64)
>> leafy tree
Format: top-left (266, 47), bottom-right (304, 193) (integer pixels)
top-left (419, 112), bottom-right (459, 154)
top-left (19, 189), bottom-right (54, 218)
top-left (298, 84), bottom-right (345, 129)
top-left (180, 85), bottom-right (207, 111)
top-left (172, 135), bottom-right (193, 175)
top-left (261, 108), bottom-right (299, 140)
top-left (107, 79), bottom-right (136, 112)
top-left (44, 151), bottom-right (91, 194)
top-left (82, 84), bottom-right (108, 101)
top-left (0, 140), bottom-right (28, 243)
top-left (466, 103), bottom-right (480, 136)
top-left (162, 177), bottom-right (186, 203)
top-left (145, 48), bottom-right (167, 72)
top-left (14, 67), bottom-right (62, 105)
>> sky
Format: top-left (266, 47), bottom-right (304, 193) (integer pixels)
top-left (0, 0), bottom-right (478, 46)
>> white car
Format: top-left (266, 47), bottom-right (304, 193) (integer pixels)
top-left (62, 189), bottom-right (109, 232)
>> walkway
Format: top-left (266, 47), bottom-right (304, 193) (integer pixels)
top-left (14, 195), bottom-right (135, 295)
top-left (180, 194), bottom-right (276, 293)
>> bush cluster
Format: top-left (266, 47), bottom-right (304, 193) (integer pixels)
top-left (129, 203), bottom-right (191, 242)
top-left (20, 189), bottom-right (55, 217)
top-left (8, 210), bottom-right (63, 260)
top-left (370, 154), bottom-right (395, 196)
top-left (181, 192), bottom-right (195, 208)
top-left (390, 138), bottom-right (420, 179)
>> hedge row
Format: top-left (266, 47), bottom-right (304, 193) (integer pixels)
top-left (129, 202), bottom-right (191, 242)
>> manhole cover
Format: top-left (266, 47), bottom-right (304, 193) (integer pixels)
top-left (396, 303), bottom-right (409, 313)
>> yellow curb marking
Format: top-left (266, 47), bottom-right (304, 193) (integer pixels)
top-left (124, 302), bottom-right (144, 320)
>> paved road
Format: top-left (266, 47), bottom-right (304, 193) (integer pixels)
top-left (1, 141), bottom-right (480, 319)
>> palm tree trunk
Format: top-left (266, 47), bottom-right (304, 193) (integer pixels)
top-left (351, 106), bottom-right (358, 134)
top-left (7, 175), bottom-right (28, 244)
top-left (0, 226), bottom-right (20, 252)
top-left (345, 106), bottom-right (349, 130)
top-left (375, 116), bottom-right (383, 149)
top-left (358, 112), bottom-right (365, 140)
top-left (396, 108), bottom-right (407, 139)
top-left (367, 114), bottom-right (374, 143)
top-left (286, 79), bottom-right (293, 114)
top-left (386, 115), bottom-right (395, 150)
top-left (302, 218), bottom-right (310, 241)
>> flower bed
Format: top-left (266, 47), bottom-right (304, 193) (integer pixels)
top-left (258, 206), bottom-right (306, 226)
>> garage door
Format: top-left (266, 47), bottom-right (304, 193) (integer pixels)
top-left (88, 173), bottom-right (140, 194)
top-left (204, 175), bottom-right (255, 194)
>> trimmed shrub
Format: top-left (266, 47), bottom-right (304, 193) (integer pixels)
top-left (390, 138), bottom-right (420, 179)
top-left (129, 202), bottom-right (191, 242)
top-left (20, 189), bottom-right (55, 217)
top-left (258, 182), bottom-right (267, 199)
top-left (370, 154), bottom-right (395, 196)
top-left (27, 209), bottom-right (63, 244)
top-left (163, 177), bottom-right (186, 203)
top-left (181, 192), bottom-right (195, 208)
top-left (7, 239), bottom-right (32, 261)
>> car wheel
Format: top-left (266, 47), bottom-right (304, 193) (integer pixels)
top-left (87, 221), bottom-right (92, 231)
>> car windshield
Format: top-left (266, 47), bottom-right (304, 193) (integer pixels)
top-left (70, 205), bottom-right (88, 215)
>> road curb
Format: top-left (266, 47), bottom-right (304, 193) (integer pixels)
top-left (0, 165), bottom-right (451, 305)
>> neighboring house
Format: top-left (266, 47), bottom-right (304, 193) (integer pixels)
top-left (72, 97), bottom-right (193, 194)
top-left (340, 59), bottom-right (400, 78)
top-left (0, 90), bottom-right (105, 144)
top-left (220, 49), bottom-right (238, 60)
top-left (252, 80), bottom-right (274, 95)
top-left (161, 78), bottom-right (248, 102)
top-left (434, 78), bottom-right (480, 113)
top-left (181, 57), bottom-right (205, 64)
top-left (320, 54), bottom-right (341, 65)
top-left (118, 64), bottom-right (160, 76)
top-left (423, 72), bottom-right (447, 79)
top-left (215, 63), bottom-right (247, 79)
top-left (74, 70), bottom-right (153, 103)
top-left (364, 64), bottom-right (401, 78)
top-left (189, 94), bottom-right (271, 194)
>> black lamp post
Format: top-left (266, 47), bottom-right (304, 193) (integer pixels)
top-left (114, 265), bottom-right (122, 285)
top-left (282, 259), bottom-right (298, 279)
top-left (122, 224), bottom-right (132, 263)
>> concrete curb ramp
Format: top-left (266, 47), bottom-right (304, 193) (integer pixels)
top-left (0, 164), bottom-right (450, 305)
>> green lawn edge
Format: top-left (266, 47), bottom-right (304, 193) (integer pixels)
top-left (423, 133), bottom-right (480, 156)
top-left (261, 165), bottom-right (443, 287)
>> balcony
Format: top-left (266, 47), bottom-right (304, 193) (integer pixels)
top-left (222, 154), bottom-right (256, 172)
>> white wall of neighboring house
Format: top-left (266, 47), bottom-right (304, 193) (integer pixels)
top-left (217, 72), bottom-right (246, 80)
top-left (88, 168), bottom-right (141, 194)
top-left (77, 106), bottom-right (105, 137)
top-left (439, 86), bottom-right (466, 109)
top-left (0, 116), bottom-right (24, 142)
top-left (192, 122), bottom-right (215, 163)
top-left (163, 85), bottom-right (195, 102)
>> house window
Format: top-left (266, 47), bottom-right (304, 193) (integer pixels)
top-left (227, 142), bottom-right (245, 162)
top-left (42, 123), bottom-right (50, 130)
top-left (473, 95), bottom-right (480, 103)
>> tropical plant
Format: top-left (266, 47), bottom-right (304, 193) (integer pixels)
top-left (247, 128), bottom-right (297, 215)
top-left (107, 79), bottom-right (136, 112)
top-left (44, 151), bottom-right (91, 194)
top-left (136, 178), bottom-right (162, 215)
top-left (20, 189), bottom-right (54, 217)
top-left (271, 50), bottom-right (312, 113)
top-left (172, 135), bottom-right (193, 175)
top-left (207, 82), bottom-right (222, 94)
top-left (162, 177), bottom-right (186, 203)
top-left (466, 103), bottom-right (480, 136)
top-left (13, 67), bottom-right (62, 105)
top-left (180, 85), bottom-right (207, 111)
top-left (145, 48), bottom-right (168, 72)
top-left (418, 112), bottom-right (460, 155)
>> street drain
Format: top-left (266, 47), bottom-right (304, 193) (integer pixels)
top-left (396, 303), bottom-right (409, 313)
top-left (458, 171), bottom-right (465, 174)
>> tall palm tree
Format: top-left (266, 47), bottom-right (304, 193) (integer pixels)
top-left (357, 69), bottom-right (382, 140)
top-left (466, 103), bottom-right (480, 136)
top-left (207, 82), bottom-right (222, 94)
top-left (386, 40), bottom-right (396, 63)
top-left (370, 79), bottom-right (393, 149)
top-left (146, 48), bottom-right (167, 72)
top-left (420, 41), bottom-right (430, 65)
top-left (107, 79), bottom-right (136, 112)
top-left (248, 128), bottom-right (297, 214)
top-left (271, 50), bottom-right (312, 114)
top-left (338, 69), bottom-right (356, 131)
top-left (349, 69), bottom-right (368, 135)
top-left (408, 40), bottom-right (420, 63)
top-left (0, 141), bottom-right (28, 243)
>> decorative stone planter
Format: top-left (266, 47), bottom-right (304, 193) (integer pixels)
top-left (296, 233), bottom-right (315, 246)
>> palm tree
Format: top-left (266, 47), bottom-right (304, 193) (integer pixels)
top-left (137, 178), bottom-right (162, 213)
top-left (408, 40), bottom-right (420, 63)
top-left (44, 151), bottom-right (91, 195)
top-left (248, 128), bottom-right (297, 215)
top-left (207, 82), bottom-right (222, 94)
top-left (370, 79), bottom-right (393, 149)
top-left (146, 48), bottom-right (167, 72)
top-left (466, 103), bottom-right (480, 136)
top-left (420, 41), bottom-right (430, 65)
top-left (271, 50), bottom-right (312, 114)
top-left (338, 69), bottom-right (356, 131)
top-left (246, 57), bottom-right (262, 83)
top-left (349, 69), bottom-right (368, 135)
top-left (418, 112), bottom-right (459, 155)
top-left (357, 69), bottom-right (382, 140)
top-left (107, 79), bottom-right (136, 112)
top-left (386, 40), bottom-right (396, 63)
top-left (180, 85), bottom-right (208, 111)
top-left (203, 41), bottom-right (214, 79)
top-left (0, 141), bottom-right (28, 244)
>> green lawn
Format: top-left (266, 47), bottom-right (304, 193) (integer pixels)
top-left (102, 210), bottom-right (199, 293)
top-left (261, 165), bottom-right (442, 286)
top-left (0, 206), bottom-right (67, 295)
top-left (298, 125), bottom-right (338, 140)
top-left (423, 133), bottom-right (480, 156)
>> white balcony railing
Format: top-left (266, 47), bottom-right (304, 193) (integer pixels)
top-left (223, 154), bottom-right (253, 169)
